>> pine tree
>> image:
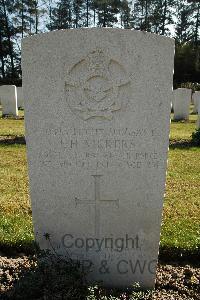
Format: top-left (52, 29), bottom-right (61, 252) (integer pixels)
top-left (81, 0), bottom-right (93, 27)
top-left (95, 0), bottom-right (120, 27)
top-left (0, 0), bottom-right (16, 79)
top-left (12, 0), bottom-right (34, 38)
top-left (73, 0), bottom-right (84, 27)
top-left (45, 0), bottom-right (53, 31)
top-left (0, 11), bottom-right (7, 78)
top-left (133, 0), bottom-right (153, 31)
top-left (120, 0), bottom-right (134, 29)
top-left (190, 0), bottom-right (200, 46)
top-left (190, 1), bottom-right (200, 74)
top-left (46, 0), bottom-right (72, 30)
top-left (150, 0), bottom-right (176, 36)
top-left (175, 1), bottom-right (193, 44)
top-left (29, 0), bottom-right (42, 34)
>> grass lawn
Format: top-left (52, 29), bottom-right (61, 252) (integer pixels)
top-left (0, 106), bottom-right (25, 137)
top-left (0, 110), bottom-right (200, 257)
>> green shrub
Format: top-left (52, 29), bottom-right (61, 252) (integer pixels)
top-left (191, 128), bottom-right (200, 146)
top-left (179, 82), bottom-right (200, 92)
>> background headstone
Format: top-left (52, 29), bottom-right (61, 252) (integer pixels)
top-left (173, 88), bottom-right (191, 121)
top-left (17, 86), bottom-right (24, 109)
top-left (193, 91), bottom-right (200, 114)
top-left (0, 85), bottom-right (18, 117)
top-left (191, 92), bottom-right (194, 105)
top-left (22, 28), bottom-right (174, 289)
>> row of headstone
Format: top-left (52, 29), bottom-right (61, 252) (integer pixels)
top-left (173, 88), bottom-right (191, 121)
top-left (0, 85), bottom-right (18, 117)
top-left (193, 91), bottom-right (200, 114)
top-left (0, 85), bottom-right (24, 117)
top-left (197, 94), bottom-right (200, 129)
top-left (172, 88), bottom-right (200, 128)
top-left (22, 28), bottom-right (175, 289)
top-left (17, 87), bottom-right (24, 109)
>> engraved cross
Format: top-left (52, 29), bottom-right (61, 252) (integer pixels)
top-left (75, 175), bottom-right (119, 236)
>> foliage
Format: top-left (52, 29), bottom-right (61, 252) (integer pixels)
top-left (0, 0), bottom-right (200, 86)
top-left (86, 283), bottom-right (152, 300)
top-left (46, 0), bottom-right (73, 30)
top-left (175, 1), bottom-right (194, 44)
top-left (174, 42), bottom-right (200, 86)
top-left (179, 81), bottom-right (200, 92)
top-left (192, 128), bottom-right (200, 145)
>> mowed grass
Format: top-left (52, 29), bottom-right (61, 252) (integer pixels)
top-left (161, 147), bottom-right (200, 252)
top-left (0, 110), bottom-right (200, 255)
top-left (0, 118), bottom-right (25, 137)
top-left (0, 105), bottom-right (25, 137)
top-left (0, 144), bottom-right (33, 252)
top-left (170, 119), bottom-right (197, 140)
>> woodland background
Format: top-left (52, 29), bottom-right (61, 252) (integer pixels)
top-left (0, 0), bottom-right (200, 87)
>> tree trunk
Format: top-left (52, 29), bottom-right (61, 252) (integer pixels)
top-left (145, 0), bottom-right (148, 30)
top-left (86, 0), bottom-right (89, 27)
top-left (103, 2), bottom-right (106, 27)
top-left (49, 0), bottom-right (52, 30)
top-left (35, 0), bottom-right (39, 34)
top-left (2, 0), bottom-right (15, 77)
top-left (0, 28), bottom-right (5, 78)
top-left (161, 0), bottom-right (167, 35)
top-left (93, 6), bottom-right (95, 26)
top-left (194, 2), bottom-right (200, 47)
top-left (140, 0), bottom-right (144, 29)
top-left (194, 3), bottom-right (200, 72)
top-left (22, 0), bottom-right (24, 38)
top-left (29, 11), bottom-right (32, 33)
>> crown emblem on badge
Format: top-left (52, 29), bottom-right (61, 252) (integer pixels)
top-left (86, 49), bottom-right (109, 75)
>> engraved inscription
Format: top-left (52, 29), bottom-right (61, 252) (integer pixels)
top-left (40, 126), bottom-right (163, 171)
top-left (75, 175), bottom-right (119, 236)
top-left (65, 49), bottom-right (130, 120)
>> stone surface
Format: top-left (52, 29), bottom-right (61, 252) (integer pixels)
top-left (193, 91), bottom-right (200, 114)
top-left (0, 85), bottom-right (18, 116)
top-left (22, 28), bottom-right (174, 289)
top-left (17, 87), bottom-right (24, 109)
top-left (173, 88), bottom-right (191, 121)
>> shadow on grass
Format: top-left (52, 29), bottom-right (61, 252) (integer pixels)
top-left (169, 139), bottom-right (198, 149)
top-left (0, 243), bottom-right (199, 300)
top-left (0, 252), bottom-right (89, 300)
top-left (159, 246), bottom-right (200, 267)
top-left (171, 119), bottom-right (197, 124)
top-left (1, 115), bottom-right (24, 120)
top-left (0, 240), bottom-right (37, 257)
top-left (0, 136), bottom-right (26, 145)
top-left (2, 241), bottom-right (199, 265)
top-left (1, 248), bottom-right (199, 300)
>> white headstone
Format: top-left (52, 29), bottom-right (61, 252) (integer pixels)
top-left (191, 92), bottom-right (194, 104)
top-left (173, 88), bottom-right (191, 121)
top-left (0, 85), bottom-right (18, 117)
top-left (17, 87), bottom-right (24, 109)
top-left (22, 28), bottom-right (174, 289)
top-left (193, 91), bottom-right (200, 114)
